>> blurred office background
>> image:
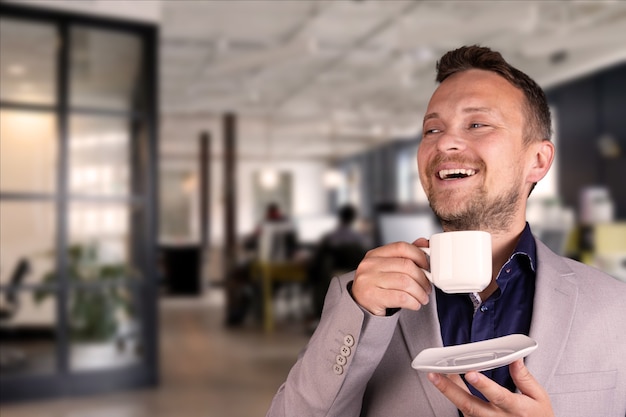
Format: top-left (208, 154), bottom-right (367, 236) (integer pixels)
top-left (1, 1), bottom-right (625, 416)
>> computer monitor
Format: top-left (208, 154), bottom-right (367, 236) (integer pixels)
top-left (295, 215), bottom-right (337, 245)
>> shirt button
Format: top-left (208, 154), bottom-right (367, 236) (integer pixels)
top-left (480, 305), bottom-right (489, 313)
top-left (343, 334), bottom-right (355, 347)
top-left (505, 268), bottom-right (511, 273)
top-left (340, 345), bottom-right (351, 357)
top-left (336, 355), bottom-right (347, 366)
top-left (333, 364), bottom-right (344, 375)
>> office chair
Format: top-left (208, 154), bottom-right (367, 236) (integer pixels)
top-left (255, 221), bottom-right (307, 331)
top-left (0, 258), bottom-right (31, 369)
top-left (310, 242), bottom-right (367, 319)
top-left (258, 220), bottom-right (297, 263)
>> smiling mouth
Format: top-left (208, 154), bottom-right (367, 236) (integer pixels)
top-left (437, 168), bottom-right (477, 180)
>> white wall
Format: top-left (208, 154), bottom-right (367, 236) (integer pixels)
top-left (159, 116), bottom-right (330, 247)
top-left (209, 158), bottom-right (328, 246)
top-left (160, 157), bottom-right (329, 246)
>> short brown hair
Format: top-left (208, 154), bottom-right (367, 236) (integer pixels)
top-left (436, 45), bottom-right (552, 144)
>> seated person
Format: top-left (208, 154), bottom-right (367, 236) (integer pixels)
top-left (308, 204), bottom-right (370, 319)
top-left (226, 202), bottom-right (297, 326)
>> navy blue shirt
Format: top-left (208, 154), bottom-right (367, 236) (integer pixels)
top-left (436, 223), bottom-right (537, 401)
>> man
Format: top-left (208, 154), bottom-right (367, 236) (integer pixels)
top-left (309, 204), bottom-right (371, 320)
top-left (266, 46), bottom-right (626, 417)
top-left (323, 204), bottom-right (370, 249)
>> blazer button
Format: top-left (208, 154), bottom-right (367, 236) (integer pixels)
top-left (336, 354), bottom-right (347, 366)
top-left (333, 364), bottom-right (344, 375)
top-left (340, 345), bottom-right (351, 357)
top-left (343, 334), bottom-right (355, 347)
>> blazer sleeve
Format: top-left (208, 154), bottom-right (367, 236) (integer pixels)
top-left (266, 272), bottom-right (400, 417)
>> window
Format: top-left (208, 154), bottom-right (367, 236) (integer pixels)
top-left (0, 5), bottom-right (157, 402)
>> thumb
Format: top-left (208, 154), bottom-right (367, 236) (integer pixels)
top-left (510, 359), bottom-right (548, 400)
top-left (412, 237), bottom-right (429, 248)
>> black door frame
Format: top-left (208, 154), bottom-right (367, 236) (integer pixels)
top-left (0, 2), bottom-right (159, 402)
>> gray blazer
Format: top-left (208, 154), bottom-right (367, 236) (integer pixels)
top-left (266, 239), bottom-right (626, 417)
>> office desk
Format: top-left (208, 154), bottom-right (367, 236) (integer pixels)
top-left (159, 244), bottom-right (202, 296)
top-left (252, 260), bottom-right (307, 332)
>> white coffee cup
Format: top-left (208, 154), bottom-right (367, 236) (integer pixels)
top-left (418, 231), bottom-right (492, 293)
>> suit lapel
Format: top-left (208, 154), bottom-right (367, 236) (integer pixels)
top-left (526, 240), bottom-right (578, 388)
top-left (399, 294), bottom-right (458, 415)
top-left (398, 296), bottom-right (443, 360)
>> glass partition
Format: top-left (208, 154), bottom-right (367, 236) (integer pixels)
top-left (0, 291), bottom-right (57, 377)
top-left (0, 18), bottom-right (57, 106)
top-left (0, 200), bottom-right (57, 377)
top-left (69, 26), bottom-right (143, 112)
top-left (69, 115), bottom-right (131, 196)
top-left (0, 200), bottom-right (57, 286)
top-left (68, 201), bottom-right (135, 274)
top-left (0, 4), bottom-right (157, 402)
top-left (0, 109), bottom-right (58, 195)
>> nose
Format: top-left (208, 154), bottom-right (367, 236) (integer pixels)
top-left (436, 129), bottom-right (466, 153)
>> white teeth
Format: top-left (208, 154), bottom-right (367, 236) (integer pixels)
top-left (438, 168), bottom-right (476, 179)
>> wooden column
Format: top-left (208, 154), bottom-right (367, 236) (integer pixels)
top-left (199, 131), bottom-right (210, 249)
top-left (223, 113), bottom-right (237, 278)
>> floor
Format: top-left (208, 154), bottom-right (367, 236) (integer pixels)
top-left (0, 289), bottom-right (311, 417)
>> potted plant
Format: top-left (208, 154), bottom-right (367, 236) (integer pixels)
top-left (34, 243), bottom-right (139, 368)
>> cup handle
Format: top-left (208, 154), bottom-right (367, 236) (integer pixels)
top-left (417, 246), bottom-right (433, 283)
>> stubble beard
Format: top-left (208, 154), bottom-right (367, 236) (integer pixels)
top-left (427, 179), bottom-right (523, 233)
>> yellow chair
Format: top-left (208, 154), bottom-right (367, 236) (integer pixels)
top-left (253, 260), bottom-right (307, 333)
top-left (593, 222), bottom-right (626, 282)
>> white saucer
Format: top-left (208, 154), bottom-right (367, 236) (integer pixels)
top-left (411, 334), bottom-right (538, 374)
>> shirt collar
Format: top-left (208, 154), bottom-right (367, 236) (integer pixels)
top-left (511, 222), bottom-right (537, 273)
top-left (442, 224), bottom-right (538, 304)
top-left (493, 223), bottom-right (537, 293)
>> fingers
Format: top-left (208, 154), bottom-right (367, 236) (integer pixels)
top-left (367, 241), bottom-right (430, 267)
top-left (351, 241), bottom-right (432, 316)
top-left (429, 371), bottom-right (511, 416)
top-left (428, 373), bottom-right (485, 416)
top-left (462, 361), bottom-right (544, 410)
top-left (463, 371), bottom-right (513, 411)
top-left (461, 362), bottom-right (551, 415)
top-left (434, 372), bottom-right (472, 395)
top-left (353, 262), bottom-right (431, 315)
top-left (429, 361), bottom-right (555, 417)
top-left (509, 359), bottom-right (550, 402)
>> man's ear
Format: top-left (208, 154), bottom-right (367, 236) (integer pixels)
top-left (527, 140), bottom-right (555, 183)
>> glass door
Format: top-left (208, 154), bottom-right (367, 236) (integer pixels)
top-left (0, 4), bottom-right (158, 402)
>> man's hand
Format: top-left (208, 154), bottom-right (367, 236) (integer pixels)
top-left (427, 359), bottom-right (554, 417)
top-left (351, 239), bottom-right (432, 316)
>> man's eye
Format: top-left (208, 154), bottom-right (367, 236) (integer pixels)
top-left (469, 123), bottom-right (485, 128)
top-left (425, 128), bottom-right (441, 135)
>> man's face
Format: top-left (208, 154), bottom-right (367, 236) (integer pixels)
top-left (417, 69), bottom-right (535, 233)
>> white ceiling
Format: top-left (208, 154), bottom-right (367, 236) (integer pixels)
top-left (157, 0), bottom-right (626, 162)
top-left (10, 0), bottom-right (626, 163)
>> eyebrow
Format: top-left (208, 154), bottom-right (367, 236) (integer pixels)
top-left (463, 107), bottom-right (493, 114)
top-left (423, 107), bottom-right (493, 123)
top-left (423, 112), bottom-right (439, 122)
